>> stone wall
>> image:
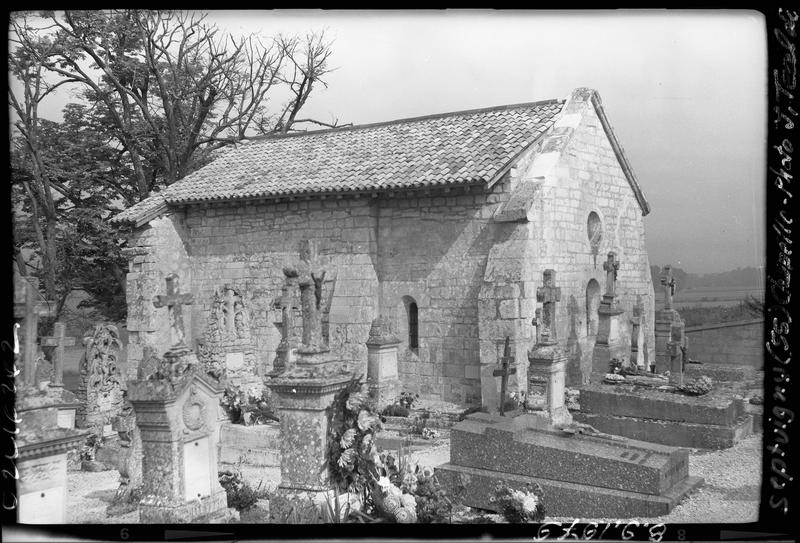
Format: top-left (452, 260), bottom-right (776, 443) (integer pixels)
top-left (125, 215), bottom-right (192, 381)
top-left (684, 319), bottom-right (763, 368)
top-left (541, 101), bottom-right (656, 384)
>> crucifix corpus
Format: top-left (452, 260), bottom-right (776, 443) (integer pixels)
top-left (660, 265), bottom-right (677, 311)
top-left (493, 336), bottom-right (517, 416)
top-left (153, 274), bottom-right (194, 352)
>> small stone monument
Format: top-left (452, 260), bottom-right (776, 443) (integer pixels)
top-left (75, 324), bottom-right (124, 438)
top-left (267, 240), bottom-right (354, 520)
top-left (655, 265), bottom-right (684, 374)
top-left (667, 320), bottom-right (687, 386)
top-left (590, 252), bottom-right (627, 380)
top-left (106, 398), bottom-right (143, 516)
top-left (493, 337), bottom-right (517, 416)
top-left (272, 272), bottom-right (302, 374)
top-left (365, 315), bottom-right (401, 407)
top-left (629, 303), bottom-right (644, 370)
top-left (14, 274), bottom-right (87, 523)
top-left (526, 270), bottom-right (571, 426)
top-left (13, 271), bottom-right (56, 387)
top-left (127, 273), bottom-right (229, 523)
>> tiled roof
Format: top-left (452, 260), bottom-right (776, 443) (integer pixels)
top-left (159, 99), bottom-right (565, 205)
top-left (112, 193), bottom-right (167, 225)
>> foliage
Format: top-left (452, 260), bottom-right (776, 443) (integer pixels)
top-left (421, 427), bottom-right (439, 440)
top-left (412, 466), bottom-right (453, 523)
top-left (327, 375), bottom-right (383, 498)
top-left (218, 468), bottom-right (268, 512)
top-left (409, 411), bottom-right (430, 435)
top-left (679, 375), bottom-right (713, 396)
top-left (381, 404), bottom-right (411, 418)
top-left (381, 391), bottom-right (419, 418)
top-left (489, 480), bottom-right (545, 523)
top-left (79, 433), bottom-right (102, 461)
top-left (9, 10), bottom-right (342, 321)
top-left (220, 385), bottom-right (278, 425)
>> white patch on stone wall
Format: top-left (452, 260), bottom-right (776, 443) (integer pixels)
top-left (610, 197), bottom-right (633, 261)
top-left (554, 113), bottom-right (582, 129)
top-left (525, 152), bottom-right (560, 180)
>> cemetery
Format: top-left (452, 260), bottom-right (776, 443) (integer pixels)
top-left (11, 85), bottom-right (762, 525)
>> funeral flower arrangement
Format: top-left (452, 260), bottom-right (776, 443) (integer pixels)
top-left (489, 480), bottom-right (545, 523)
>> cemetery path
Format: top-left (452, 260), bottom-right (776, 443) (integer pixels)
top-left (67, 469), bottom-right (138, 524)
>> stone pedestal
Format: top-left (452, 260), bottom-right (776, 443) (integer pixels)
top-left (655, 308), bottom-right (682, 374)
top-left (365, 317), bottom-right (401, 408)
top-left (436, 412), bottom-right (704, 518)
top-left (527, 343), bottom-right (572, 426)
top-left (590, 298), bottom-right (626, 380)
top-left (266, 349), bottom-right (354, 520)
top-left (16, 385), bottom-right (87, 524)
top-left (127, 350), bottom-right (228, 523)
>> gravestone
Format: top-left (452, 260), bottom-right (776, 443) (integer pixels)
top-left (590, 252), bottom-right (626, 380)
top-left (436, 268), bottom-right (704, 518)
top-left (76, 324), bottom-right (124, 438)
top-left (493, 337), bottom-right (516, 416)
top-left (655, 265), bottom-right (684, 374)
top-left (41, 322), bottom-right (81, 428)
top-left (629, 304), bottom-right (644, 370)
top-left (128, 274), bottom-right (229, 523)
top-left (526, 271), bottom-right (571, 426)
top-left (13, 271), bottom-right (56, 386)
top-left (13, 273), bottom-right (87, 523)
top-left (267, 240), bottom-right (354, 520)
top-left (365, 315), bottom-right (401, 408)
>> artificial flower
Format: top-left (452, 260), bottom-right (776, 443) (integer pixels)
top-left (340, 428), bottom-right (356, 448)
top-left (394, 507), bottom-right (416, 523)
top-left (357, 409), bottom-right (378, 431)
top-left (387, 484), bottom-right (403, 498)
top-left (377, 476), bottom-right (392, 490)
top-left (400, 494), bottom-right (417, 509)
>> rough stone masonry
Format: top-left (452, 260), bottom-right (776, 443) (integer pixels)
top-left (114, 87), bottom-right (656, 408)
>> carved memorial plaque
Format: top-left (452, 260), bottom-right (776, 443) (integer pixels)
top-left (184, 437), bottom-right (212, 501)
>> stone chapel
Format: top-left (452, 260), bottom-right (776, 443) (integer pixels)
top-left (114, 87), bottom-right (656, 407)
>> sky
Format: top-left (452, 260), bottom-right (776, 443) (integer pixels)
top-left (26, 10), bottom-right (767, 275)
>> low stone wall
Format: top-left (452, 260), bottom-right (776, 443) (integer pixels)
top-left (684, 319), bottom-right (763, 369)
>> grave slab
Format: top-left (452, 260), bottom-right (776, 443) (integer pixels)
top-left (218, 422), bottom-right (280, 466)
top-left (436, 412), bottom-right (703, 518)
top-left (576, 384), bottom-right (754, 449)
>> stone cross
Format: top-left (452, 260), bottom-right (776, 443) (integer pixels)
top-left (536, 269), bottom-right (561, 345)
top-left (14, 279), bottom-right (57, 386)
top-left (40, 322), bottom-right (75, 388)
top-left (283, 240), bottom-right (327, 351)
top-left (660, 265), bottom-right (676, 311)
top-left (603, 252), bottom-right (620, 298)
top-left (153, 274), bottom-right (194, 350)
top-left (492, 336), bottom-right (516, 416)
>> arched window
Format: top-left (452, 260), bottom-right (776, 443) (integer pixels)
top-left (408, 302), bottom-right (419, 349)
top-left (400, 295), bottom-right (419, 351)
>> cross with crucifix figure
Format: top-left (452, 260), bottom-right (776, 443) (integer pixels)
top-left (603, 252), bottom-right (620, 298)
top-left (14, 277), bottom-right (57, 387)
top-left (660, 265), bottom-right (676, 311)
top-left (41, 322), bottom-right (75, 388)
top-left (153, 274), bottom-right (194, 351)
top-left (536, 269), bottom-right (561, 345)
top-left (283, 240), bottom-right (327, 351)
top-left (493, 336), bottom-right (516, 416)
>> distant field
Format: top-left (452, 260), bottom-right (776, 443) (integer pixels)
top-left (672, 287), bottom-right (764, 309)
